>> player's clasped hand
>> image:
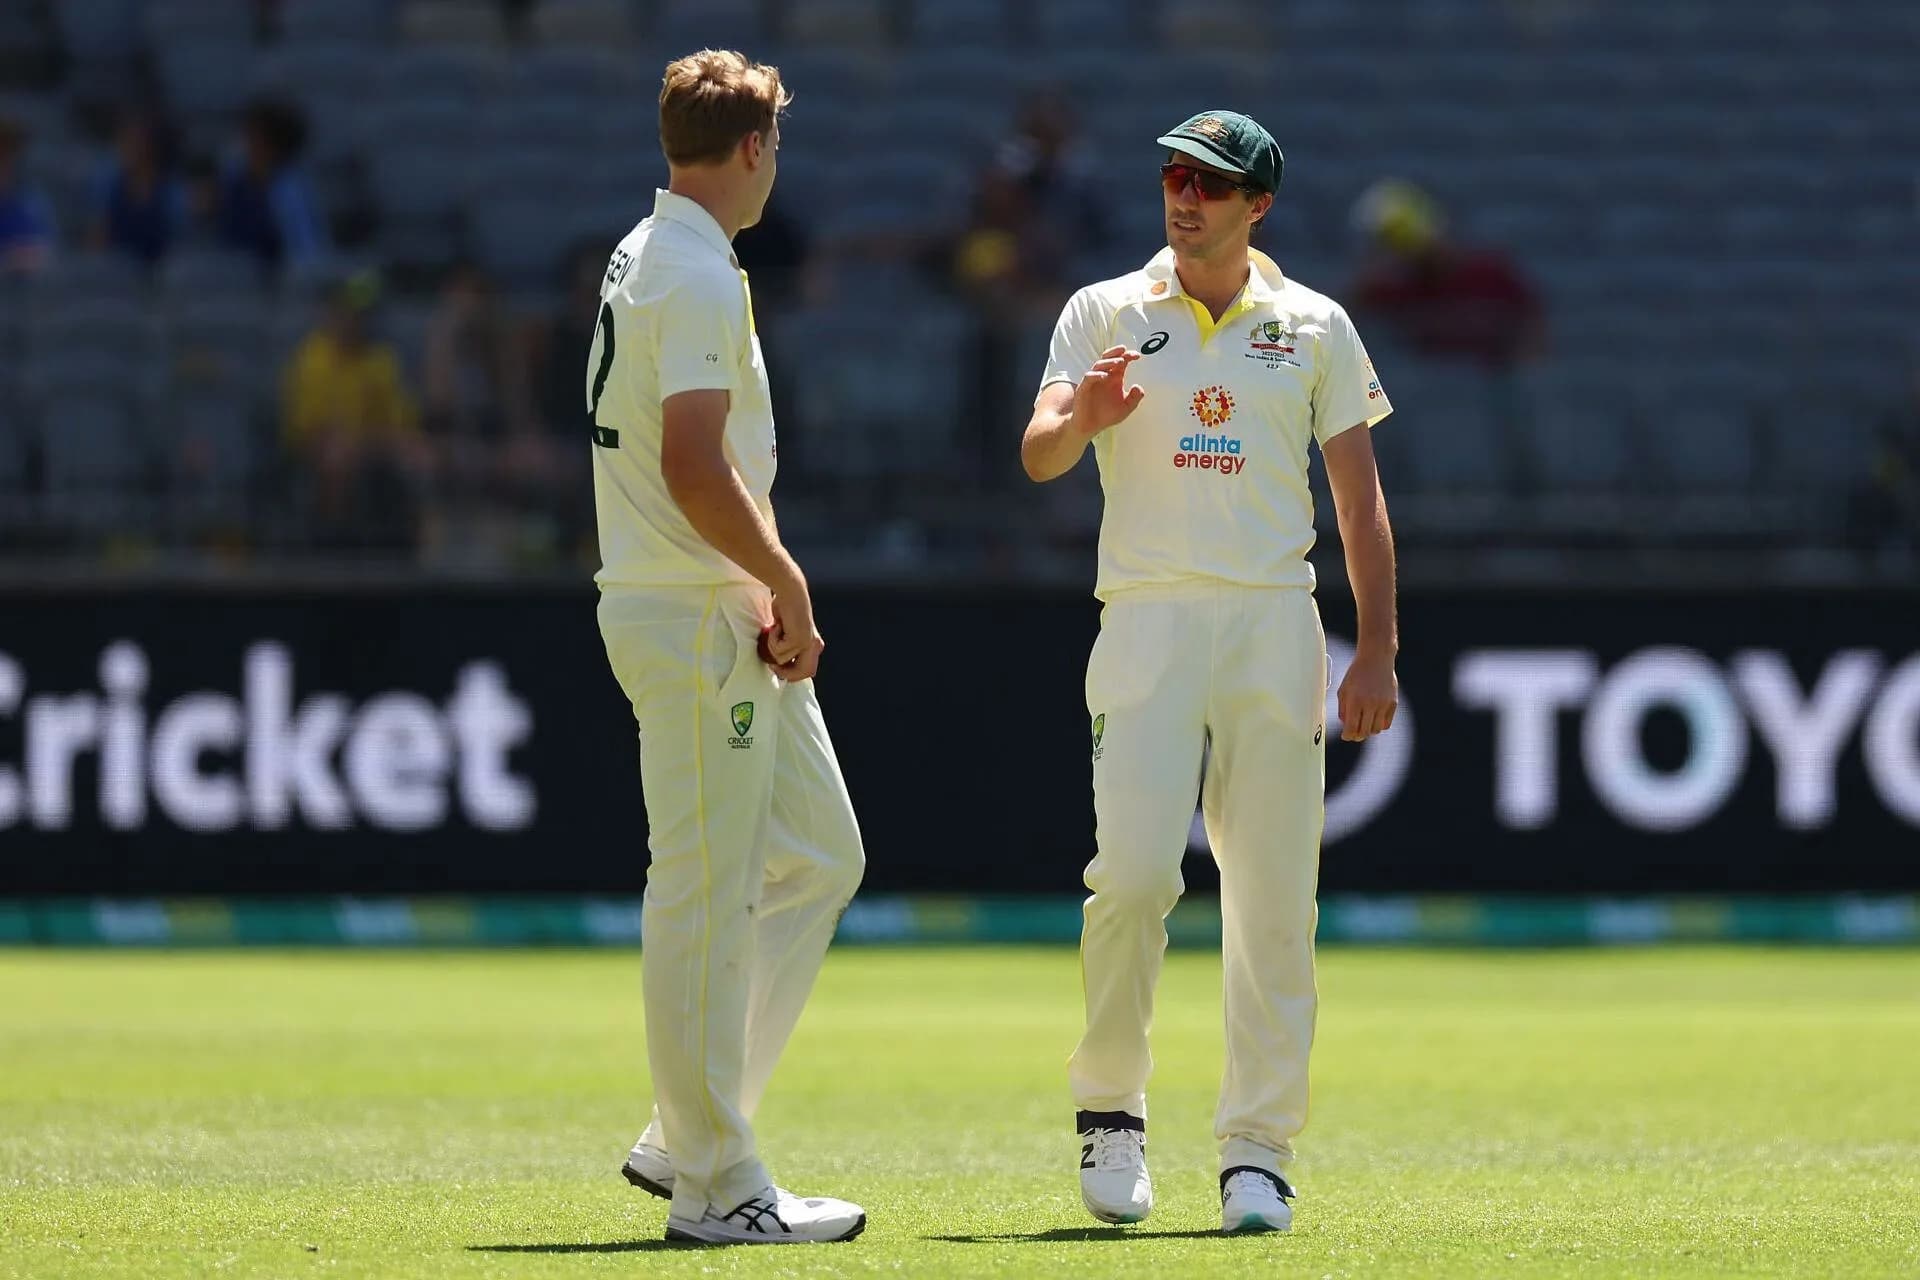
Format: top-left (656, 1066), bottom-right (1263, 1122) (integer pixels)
top-left (1336, 649), bottom-right (1399, 741)
top-left (764, 593), bottom-right (824, 682)
top-left (1071, 345), bottom-right (1148, 437)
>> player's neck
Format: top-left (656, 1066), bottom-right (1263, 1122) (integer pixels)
top-left (1172, 250), bottom-right (1251, 320)
top-left (665, 177), bottom-right (745, 242)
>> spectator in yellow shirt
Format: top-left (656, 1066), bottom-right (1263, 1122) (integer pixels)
top-left (281, 270), bottom-right (432, 549)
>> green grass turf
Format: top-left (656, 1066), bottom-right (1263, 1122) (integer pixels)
top-left (2, 945), bottom-right (1917, 1279)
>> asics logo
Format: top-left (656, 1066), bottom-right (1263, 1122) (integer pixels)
top-left (722, 1198), bottom-right (791, 1235)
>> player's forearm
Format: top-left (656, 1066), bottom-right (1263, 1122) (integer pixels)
top-left (1337, 487), bottom-right (1399, 660)
top-left (666, 463), bottom-right (805, 597)
top-left (1021, 411), bottom-right (1088, 483)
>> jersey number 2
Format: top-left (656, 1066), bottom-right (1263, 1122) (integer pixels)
top-left (588, 301), bottom-right (619, 448)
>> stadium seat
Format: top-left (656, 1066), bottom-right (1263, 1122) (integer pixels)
top-left (509, 45), bottom-right (643, 101)
top-left (31, 391), bottom-right (147, 493)
top-left (905, 0), bottom-right (1008, 46)
top-left (50, 0), bottom-right (141, 66)
top-left (24, 253), bottom-right (143, 305)
top-left (159, 249), bottom-right (266, 299)
top-left (529, 0), bottom-right (633, 45)
top-left (0, 393), bottom-right (28, 491)
top-left (1030, 0), bottom-right (1139, 47)
top-left (1648, 405), bottom-right (1757, 497)
top-left (1759, 391), bottom-right (1878, 496)
top-left (252, 41), bottom-right (382, 107)
top-left (773, 302), bottom-right (967, 477)
top-left (783, 0), bottom-right (892, 47)
top-left (143, 0), bottom-right (257, 45)
top-left (650, 0), bottom-right (768, 52)
top-left (153, 38), bottom-right (263, 119)
top-left (472, 199), bottom-right (570, 288)
top-left (1524, 374), bottom-right (1635, 495)
top-left (380, 45), bottom-right (506, 103)
top-left (397, 0), bottom-right (509, 46)
top-left (164, 295), bottom-right (274, 398)
top-left (467, 144), bottom-right (588, 202)
top-left (23, 297), bottom-right (155, 372)
top-left (1393, 367), bottom-right (1510, 496)
top-left (1157, 0), bottom-right (1274, 51)
top-left (278, 0), bottom-right (395, 43)
top-left (170, 391), bottom-right (266, 493)
top-left (477, 96), bottom-right (600, 158)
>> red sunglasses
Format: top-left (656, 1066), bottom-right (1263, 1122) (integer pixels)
top-left (1160, 162), bottom-right (1259, 201)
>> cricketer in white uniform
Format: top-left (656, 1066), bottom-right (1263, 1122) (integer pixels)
top-left (1022, 110), bottom-right (1402, 1235)
top-left (590, 50), bottom-right (865, 1246)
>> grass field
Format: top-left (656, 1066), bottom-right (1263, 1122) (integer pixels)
top-left (2, 945), bottom-right (1917, 1279)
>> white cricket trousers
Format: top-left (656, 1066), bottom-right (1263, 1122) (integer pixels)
top-left (1071, 582), bottom-right (1328, 1178)
top-left (599, 584), bottom-right (865, 1219)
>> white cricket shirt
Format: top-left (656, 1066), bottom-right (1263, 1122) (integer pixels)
top-left (591, 189), bottom-right (775, 590)
top-left (1040, 247), bottom-right (1391, 600)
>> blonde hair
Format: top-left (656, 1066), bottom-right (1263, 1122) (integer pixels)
top-left (658, 49), bottom-right (790, 166)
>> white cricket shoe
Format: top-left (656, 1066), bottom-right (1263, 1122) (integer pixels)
top-left (1220, 1166), bottom-right (1294, 1234)
top-left (620, 1140), bottom-right (673, 1199)
top-left (1077, 1111), bottom-right (1152, 1224)
top-left (665, 1187), bottom-right (866, 1245)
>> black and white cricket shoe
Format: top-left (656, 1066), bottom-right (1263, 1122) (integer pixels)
top-left (665, 1187), bottom-right (866, 1245)
top-left (619, 1140), bottom-right (673, 1199)
top-left (1077, 1110), bottom-right (1152, 1224)
top-left (1220, 1165), bottom-right (1294, 1234)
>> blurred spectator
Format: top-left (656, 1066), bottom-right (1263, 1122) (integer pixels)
top-left (0, 115), bottom-right (57, 275)
top-left (1847, 366), bottom-right (1920, 563)
top-left (217, 97), bottom-right (328, 272)
top-left (424, 259), bottom-right (515, 447)
top-left (1348, 178), bottom-right (1544, 369)
top-left (516, 243), bottom-right (599, 446)
top-left (501, 0), bottom-right (537, 41)
top-left (734, 195), bottom-right (811, 476)
top-left (87, 110), bottom-right (189, 267)
top-left (281, 270), bottom-right (428, 551)
top-left (735, 194), bottom-right (810, 313)
top-left (509, 242), bottom-right (603, 557)
top-left (994, 92), bottom-right (1108, 262)
top-left (423, 257), bottom-right (541, 553)
top-left (946, 96), bottom-right (1100, 490)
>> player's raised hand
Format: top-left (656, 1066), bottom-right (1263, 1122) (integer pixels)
top-left (1071, 346), bottom-right (1147, 437)
top-left (1336, 649), bottom-right (1398, 742)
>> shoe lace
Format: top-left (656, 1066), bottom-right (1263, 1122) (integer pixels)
top-left (1224, 1170), bottom-right (1291, 1203)
top-left (1087, 1128), bottom-right (1144, 1172)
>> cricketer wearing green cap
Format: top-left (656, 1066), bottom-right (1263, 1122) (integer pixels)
top-left (1021, 110), bottom-right (1403, 1236)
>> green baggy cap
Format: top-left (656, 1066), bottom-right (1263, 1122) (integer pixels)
top-left (1156, 109), bottom-right (1283, 192)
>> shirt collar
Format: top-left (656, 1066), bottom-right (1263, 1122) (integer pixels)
top-left (1137, 246), bottom-right (1286, 305)
top-left (653, 189), bottom-right (737, 265)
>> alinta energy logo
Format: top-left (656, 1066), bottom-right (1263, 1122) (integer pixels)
top-left (1178, 385), bottom-right (1245, 474)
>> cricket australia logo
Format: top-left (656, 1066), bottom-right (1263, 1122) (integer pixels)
top-left (1245, 319), bottom-right (1302, 369)
top-left (728, 701), bottom-right (755, 749)
top-left (1092, 713), bottom-right (1106, 761)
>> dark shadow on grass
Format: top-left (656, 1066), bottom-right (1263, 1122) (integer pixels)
top-left (929, 1228), bottom-right (1240, 1243)
top-left (468, 1241), bottom-right (692, 1254)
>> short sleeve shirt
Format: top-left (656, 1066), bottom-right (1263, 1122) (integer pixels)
top-left (1040, 247), bottom-right (1390, 599)
top-left (591, 189), bottom-right (776, 589)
